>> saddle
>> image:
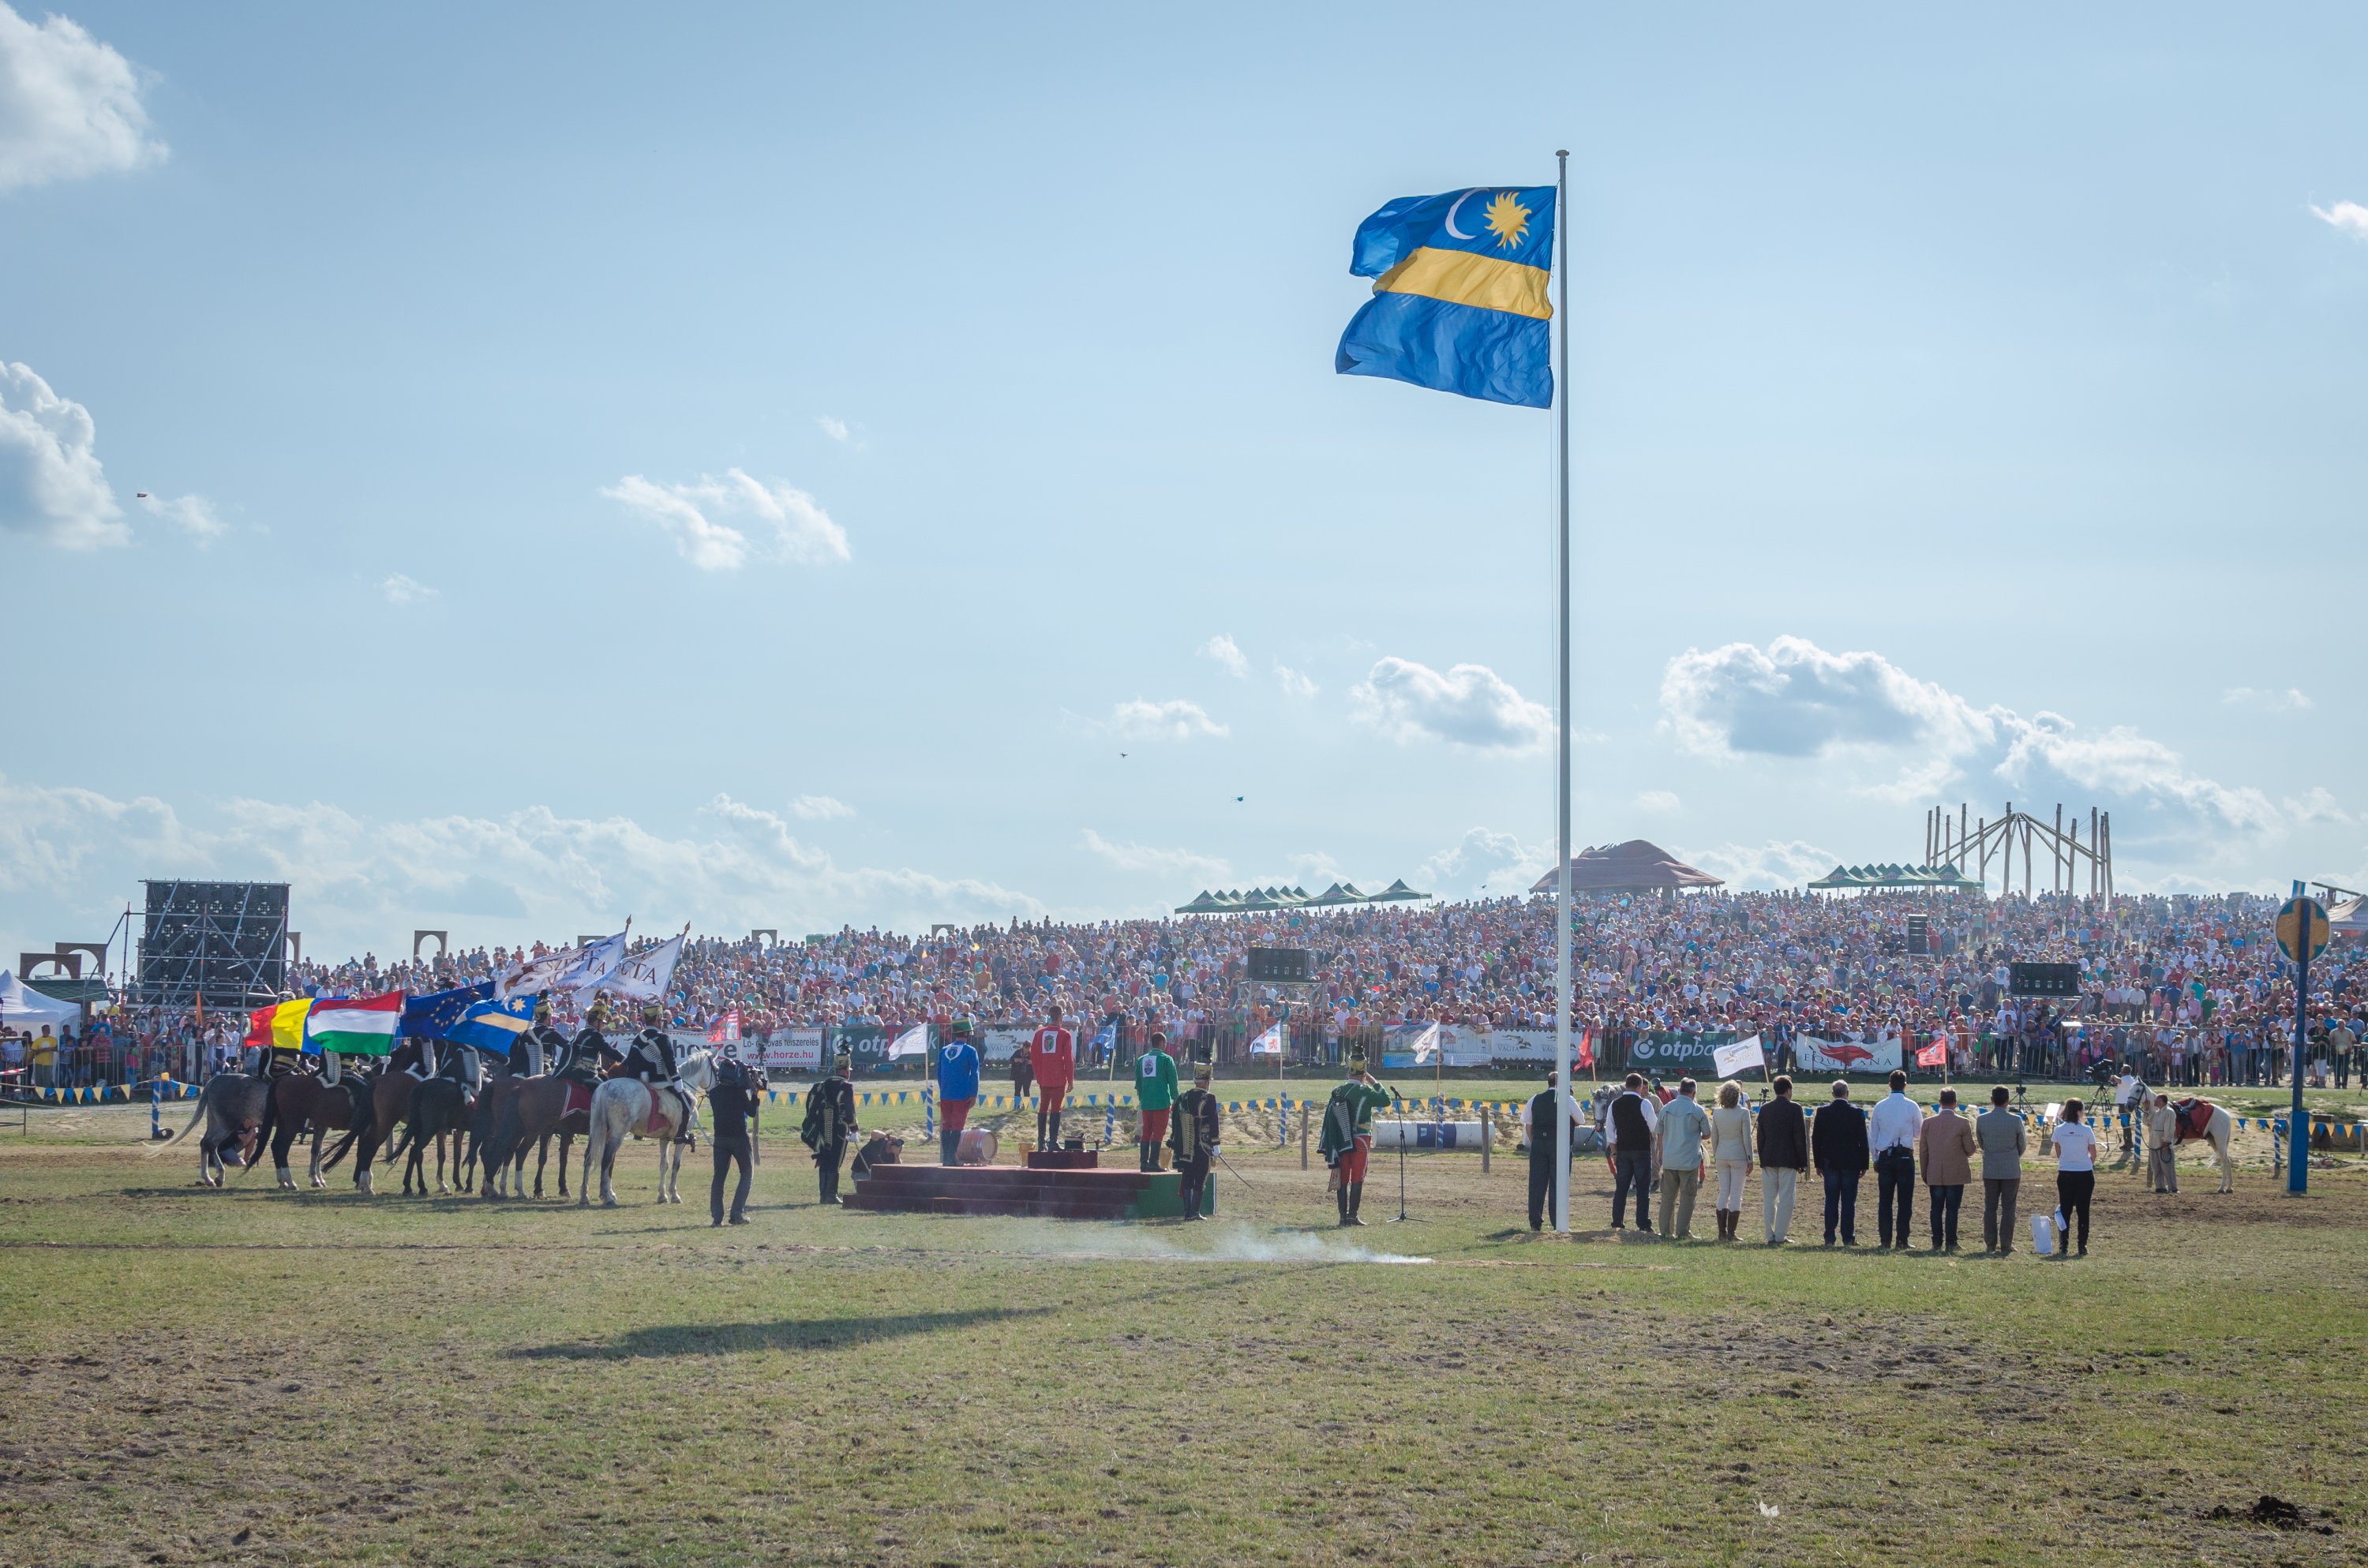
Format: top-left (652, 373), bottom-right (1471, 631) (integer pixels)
top-left (2173, 1099), bottom-right (2214, 1143)
top-left (641, 1083), bottom-right (695, 1142)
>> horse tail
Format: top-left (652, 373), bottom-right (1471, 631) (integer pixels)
top-left (317, 1127), bottom-right (358, 1171)
top-left (144, 1083), bottom-right (212, 1156)
top-left (254, 1080), bottom-right (283, 1162)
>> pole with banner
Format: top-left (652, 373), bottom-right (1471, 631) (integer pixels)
top-left (1551, 148), bottom-right (1575, 1235)
top-left (2276, 882), bottom-right (2328, 1196)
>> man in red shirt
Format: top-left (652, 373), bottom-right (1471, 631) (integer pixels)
top-left (1030, 1005), bottom-right (1076, 1151)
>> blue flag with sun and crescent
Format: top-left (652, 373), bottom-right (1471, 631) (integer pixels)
top-left (1336, 185), bottom-right (1556, 409)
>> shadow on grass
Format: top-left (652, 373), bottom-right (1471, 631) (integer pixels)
top-left (509, 1304), bottom-right (1055, 1360)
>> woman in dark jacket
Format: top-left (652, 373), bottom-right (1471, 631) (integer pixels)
top-left (1753, 1075), bottom-right (1809, 1244)
top-left (1810, 1081), bottom-right (1871, 1246)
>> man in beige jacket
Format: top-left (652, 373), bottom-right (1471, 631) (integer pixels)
top-left (2145, 1092), bottom-right (2181, 1192)
top-left (1916, 1088), bottom-right (1979, 1252)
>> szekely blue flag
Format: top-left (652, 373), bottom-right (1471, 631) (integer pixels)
top-left (447, 994), bottom-right (538, 1056)
top-left (1336, 185), bottom-right (1556, 409)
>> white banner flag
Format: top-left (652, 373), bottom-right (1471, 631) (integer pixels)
top-left (598, 928), bottom-right (685, 1002)
top-left (1712, 1033), bottom-right (1766, 1079)
top-left (500, 927), bottom-right (631, 1001)
top-left (1407, 1022), bottom-right (1441, 1065)
top-left (888, 1022), bottom-right (931, 1059)
top-left (1249, 1024), bottom-right (1283, 1057)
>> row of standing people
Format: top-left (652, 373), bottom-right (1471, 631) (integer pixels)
top-left (1546, 1070), bottom-right (2102, 1256)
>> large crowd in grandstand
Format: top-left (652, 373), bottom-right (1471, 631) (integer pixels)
top-left (13, 889), bottom-right (2363, 1093)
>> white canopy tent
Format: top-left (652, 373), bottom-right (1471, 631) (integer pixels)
top-left (0, 970), bottom-right (81, 1031)
top-left (2329, 896), bottom-right (2368, 938)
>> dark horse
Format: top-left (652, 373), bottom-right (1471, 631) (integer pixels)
top-left (383, 1045), bottom-right (483, 1196)
top-left (484, 1025), bottom-right (624, 1199)
top-left (255, 1065), bottom-right (376, 1190)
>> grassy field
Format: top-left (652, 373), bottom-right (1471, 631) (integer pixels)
top-left (2, 1098), bottom-right (2362, 1567)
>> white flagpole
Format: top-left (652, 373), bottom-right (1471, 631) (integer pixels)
top-left (1553, 148), bottom-right (1575, 1235)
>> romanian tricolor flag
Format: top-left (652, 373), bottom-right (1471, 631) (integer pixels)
top-left (307, 992), bottom-right (404, 1057)
top-left (245, 998), bottom-right (312, 1051)
top-left (1336, 184), bottom-right (1556, 408)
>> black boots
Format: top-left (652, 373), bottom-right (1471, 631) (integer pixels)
top-left (1037, 1111), bottom-right (1062, 1151)
top-left (1347, 1181), bottom-right (1368, 1226)
top-left (940, 1128), bottom-right (960, 1166)
top-left (1336, 1184), bottom-right (1351, 1226)
top-left (1138, 1142), bottom-right (1164, 1173)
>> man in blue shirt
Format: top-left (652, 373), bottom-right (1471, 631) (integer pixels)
top-left (934, 1020), bottom-right (982, 1166)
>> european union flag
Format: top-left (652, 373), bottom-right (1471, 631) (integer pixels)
top-left (1336, 185), bottom-right (1556, 409)
top-left (399, 980), bottom-right (493, 1039)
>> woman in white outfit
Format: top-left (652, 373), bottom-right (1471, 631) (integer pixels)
top-left (1709, 1080), bottom-right (1755, 1242)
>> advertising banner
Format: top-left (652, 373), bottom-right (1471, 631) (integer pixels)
top-left (1792, 1035), bottom-right (1904, 1074)
top-left (760, 1028), bottom-right (823, 1072)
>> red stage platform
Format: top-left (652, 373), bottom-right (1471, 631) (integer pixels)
top-left (845, 1161), bottom-right (1214, 1220)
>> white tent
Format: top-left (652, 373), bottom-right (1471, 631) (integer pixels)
top-left (0, 970), bottom-right (80, 1031)
top-left (2330, 896), bottom-right (2368, 937)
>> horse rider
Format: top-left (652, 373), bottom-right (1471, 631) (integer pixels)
top-left (619, 1003), bottom-right (691, 1140)
top-left (800, 1050), bottom-right (860, 1205)
top-left (520, 1001), bottom-right (570, 1077)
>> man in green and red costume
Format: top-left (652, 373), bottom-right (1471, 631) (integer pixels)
top-left (1318, 1050), bottom-right (1395, 1227)
top-left (1133, 1030), bottom-right (1179, 1171)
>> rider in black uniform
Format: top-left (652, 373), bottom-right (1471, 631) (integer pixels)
top-left (618, 1003), bottom-right (689, 1140)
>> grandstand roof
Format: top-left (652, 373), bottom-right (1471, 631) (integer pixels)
top-left (1527, 840), bottom-right (1724, 895)
top-left (1173, 879), bottom-right (1433, 915)
top-left (1807, 863), bottom-right (1982, 890)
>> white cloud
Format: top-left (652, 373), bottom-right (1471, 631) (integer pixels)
top-left (603, 467), bottom-right (849, 571)
top-left (134, 491), bottom-right (226, 544)
top-left (1635, 789), bottom-right (1681, 813)
top-left (1684, 839), bottom-right (1840, 890)
top-left (0, 361), bottom-right (124, 548)
top-left (1108, 698), bottom-right (1227, 742)
top-left (1081, 829), bottom-right (1228, 883)
top-left (2284, 787), bottom-right (2351, 826)
top-left (2310, 200), bottom-right (2368, 240)
top-left (1274, 663), bottom-right (1318, 699)
top-left (1198, 634), bottom-right (1249, 679)
top-left (788, 794), bottom-right (853, 821)
top-left (815, 415), bottom-right (850, 443)
top-left (1418, 827), bottom-right (1550, 893)
top-left (2223, 686), bottom-right (2312, 713)
top-left (1350, 657), bottom-right (1553, 753)
top-left (380, 573), bottom-right (436, 607)
top-left (1659, 634), bottom-right (2277, 836)
top-left (0, 773), bottom-right (1041, 963)
top-left (0, 5), bottom-right (165, 193)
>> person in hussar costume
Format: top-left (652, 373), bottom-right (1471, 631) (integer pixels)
top-left (801, 1052), bottom-right (860, 1204)
top-left (1168, 1061), bottom-right (1220, 1221)
top-left (1317, 1050), bottom-right (1394, 1228)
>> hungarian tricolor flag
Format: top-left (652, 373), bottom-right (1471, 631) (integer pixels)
top-left (307, 992), bottom-right (403, 1056)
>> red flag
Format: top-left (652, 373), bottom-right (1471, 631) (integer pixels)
top-left (1916, 1039), bottom-right (1947, 1068)
top-left (1576, 1026), bottom-right (1596, 1070)
top-left (706, 1009), bottom-right (740, 1046)
top-left (243, 1005), bottom-right (276, 1048)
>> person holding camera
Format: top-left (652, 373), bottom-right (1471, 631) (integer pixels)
top-left (707, 1052), bottom-right (758, 1226)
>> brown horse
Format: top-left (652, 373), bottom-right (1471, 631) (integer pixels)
top-left (257, 1068), bottom-right (373, 1190)
top-left (487, 1075), bottom-right (594, 1198)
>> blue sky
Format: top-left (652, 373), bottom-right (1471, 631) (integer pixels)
top-left (4, 2), bottom-right (2364, 967)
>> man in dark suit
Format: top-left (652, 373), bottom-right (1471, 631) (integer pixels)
top-left (1811, 1080), bottom-right (1870, 1247)
top-left (1753, 1074), bottom-right (1809, 1245)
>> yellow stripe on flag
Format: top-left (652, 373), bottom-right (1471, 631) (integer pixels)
top-left (272, 999), bottom-right (312, 1053)
top-left (1373, 246), bottom-right (1552, 320)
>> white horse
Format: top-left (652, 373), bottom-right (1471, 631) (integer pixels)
top-left (2119, 1076), bottom-right (2237, 1193)
top-left (578, 1046), bottom-right (715, 1207)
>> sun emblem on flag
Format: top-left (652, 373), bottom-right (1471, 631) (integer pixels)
top-left (1483, 191), bottom-right (1531, 251)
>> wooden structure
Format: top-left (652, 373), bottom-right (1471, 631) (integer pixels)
top-left (1923, 802), bottom-right (2113, 903)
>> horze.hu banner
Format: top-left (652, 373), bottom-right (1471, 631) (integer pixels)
top-left (759, 1028), bottom-right (824, 1072)
top-left (1791, 1035), bottom-right (1905, 1074)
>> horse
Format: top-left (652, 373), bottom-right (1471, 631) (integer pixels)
top-left (146, 1072), bottom-right (272, 1187)
top-left (255, 1066), bottom-right (375, 1190)
top-left (341, 1039), bottom-right (436, 1194)
top-left (2121, 1076), bottom-right (2237, 1193)
top-left (579, 1046), bottom-right (717, 1207)
top-left (481, 1027), bottom-right (620, 1199)
top-left (385, 1046), bottom-right (483, 1196)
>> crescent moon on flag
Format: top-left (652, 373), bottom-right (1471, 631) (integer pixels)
top-left (1442, 188), bottom-right (1484, 240)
